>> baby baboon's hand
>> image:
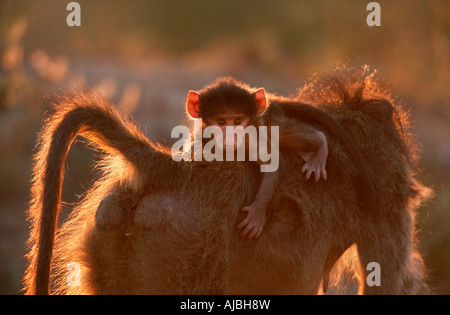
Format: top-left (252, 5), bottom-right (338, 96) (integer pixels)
top-left (236, 203), bottom-right (266, 240)
top-left (300, 131), bottom-right (328, 182)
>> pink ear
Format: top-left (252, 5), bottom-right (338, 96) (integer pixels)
top-left (254, 88), bottom-right (267, 116)
top-left (186, 91), bottom-right (201, 118)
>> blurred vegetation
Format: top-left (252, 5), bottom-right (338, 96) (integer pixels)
top-left (0, 0), bottom-right (448, 294)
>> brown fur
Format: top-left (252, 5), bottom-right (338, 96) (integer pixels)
top-left (23, 67), bottom-right (432, 294)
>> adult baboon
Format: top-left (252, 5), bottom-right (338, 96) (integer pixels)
top-left (23, 67), bottom-right (432, 294)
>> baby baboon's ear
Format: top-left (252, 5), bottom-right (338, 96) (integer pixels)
top-left (253, 88), bottom-right (267, 116)
top-left (186, 91), bottom-right (201, 118)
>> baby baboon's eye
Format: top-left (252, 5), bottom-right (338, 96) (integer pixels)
top-left (218, 119), bottom-right (226, 126)
top-left (234, 119), bottom-right (242, 125)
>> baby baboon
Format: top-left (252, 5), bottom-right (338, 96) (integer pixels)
top-left (187, 78), bottom-right (328, 240)
top-left (23, 67), bottom-right (431, 295)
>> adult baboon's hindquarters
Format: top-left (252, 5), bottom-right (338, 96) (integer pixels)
top-left (24, 68), bottom-right (431, 294)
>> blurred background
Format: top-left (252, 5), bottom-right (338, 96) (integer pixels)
top-left (0, 0), bottom-right (448, 294)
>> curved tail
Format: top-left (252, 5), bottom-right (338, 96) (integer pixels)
top-left (23, 92), bottom-right (172, 294)
top-left (279, 101), bottom-right (376, 213)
